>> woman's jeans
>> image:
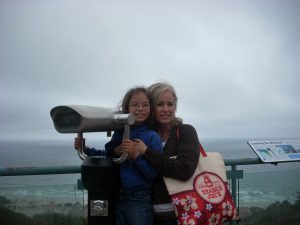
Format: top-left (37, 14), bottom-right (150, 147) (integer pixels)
top-left (115, 189), bottom-right (153, 225)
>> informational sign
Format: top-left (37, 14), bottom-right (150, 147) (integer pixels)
top-left (248, 140), bottom-right (300, 163)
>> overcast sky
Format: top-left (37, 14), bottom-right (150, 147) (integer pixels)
top-left (0, 0), bottom-right (299, 141)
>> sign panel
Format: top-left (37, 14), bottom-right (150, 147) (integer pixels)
top-left (248, 140), bottom-right (300, 163)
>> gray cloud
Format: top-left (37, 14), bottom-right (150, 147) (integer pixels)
top-left (0, 0), bottom-right (299, 140)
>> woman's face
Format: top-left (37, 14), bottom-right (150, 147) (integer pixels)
top-left (128, 92), bottom-right (150, 125)
top-left (154, 90), bottom-right (176, 125)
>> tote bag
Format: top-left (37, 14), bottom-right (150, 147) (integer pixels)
top-left (163, 131), bottom-right (239, 224)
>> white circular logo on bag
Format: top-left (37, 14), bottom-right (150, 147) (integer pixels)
top-left (193, 171), bottom-right (226, 204)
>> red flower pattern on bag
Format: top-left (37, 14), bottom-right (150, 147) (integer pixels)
top-left (171, 171), bottom-right (239, 225)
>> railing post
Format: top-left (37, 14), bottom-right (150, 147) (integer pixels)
top-left (231, 165), bottom-right (237, 205)
top-left (227, 164), bottom-right (243, 225)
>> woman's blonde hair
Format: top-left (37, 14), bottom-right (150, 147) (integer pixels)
top-left (148, 82), bottom-right (182, 128)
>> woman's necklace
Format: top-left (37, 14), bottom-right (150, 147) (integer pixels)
top-left (158, 129), bottom-right (170, 142)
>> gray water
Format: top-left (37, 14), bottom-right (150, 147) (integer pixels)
top-left (0, 138), bottom-right (299, 210)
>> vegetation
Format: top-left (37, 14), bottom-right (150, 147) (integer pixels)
top-left (0, 195), bottom-right (300, 225)
top-left (241, 194), bottom-right (300, 225)
top-left (0, 206), bottom-right (85, 225)
top-left (0, 195), bottom-right (85, 225)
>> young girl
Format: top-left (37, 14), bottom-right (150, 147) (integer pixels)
top-left (75, 86), bottom-right (163, 225)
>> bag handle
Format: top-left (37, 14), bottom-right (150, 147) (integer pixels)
top-left (176, 126), bottom-right (207, 157)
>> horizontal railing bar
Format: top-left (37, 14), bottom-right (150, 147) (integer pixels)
top-left (224, 157), bottom-right (299, 166)
top-left (0, 165), bottom-right (81, 176)
top-left (224, 157), bottom-right (262, 166)
top-left (0, 157), bottom-right (296, 177)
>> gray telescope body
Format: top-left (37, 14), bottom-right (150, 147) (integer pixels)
top-left (50, 105), bottom-right (135, 224)
top-left (50, 105), bottom-right (135, 133)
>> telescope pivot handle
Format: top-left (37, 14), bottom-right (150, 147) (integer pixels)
top-left (77, 133), bottom-right (87, 160)
top-left (112, 123), bottom-right (130, 164)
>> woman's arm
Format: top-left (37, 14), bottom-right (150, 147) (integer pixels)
top-left (143, 124), bottom-right (200, 181)
top-left (122, 132), bottom-right (163, 180)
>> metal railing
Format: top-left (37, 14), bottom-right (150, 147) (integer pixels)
top-left (0, 157), bottom-right (271, 210)
top-left (0, 157), bottom-right (261, 177)
top-left (225, 158), bottom-right (261, 206)
top-left (0, 157), bottom-right (298, 225)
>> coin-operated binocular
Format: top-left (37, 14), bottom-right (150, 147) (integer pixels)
top-left (50, 105), bottom-right (135, 225)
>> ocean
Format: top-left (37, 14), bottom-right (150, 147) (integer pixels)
top-left (0, 138), bottom-right (299, 216)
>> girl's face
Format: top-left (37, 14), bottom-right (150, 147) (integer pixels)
top-left (154, 90), bottom-right (176, 126)
top-left (128, 92), bottom-right (150, 125)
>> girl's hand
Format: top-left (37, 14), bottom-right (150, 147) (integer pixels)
top-left (114, 145), bottom-right (123, 156)
top-left (121, 139), bottom-right (140, 160)
top-left (74, 137), bottom-right (85, 150)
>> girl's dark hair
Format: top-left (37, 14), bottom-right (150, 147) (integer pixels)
top-left (120, 86), bottom-right (149, 113)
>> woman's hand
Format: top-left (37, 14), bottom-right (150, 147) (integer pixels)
top-left (134, 139), bottom-right (148, 155)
